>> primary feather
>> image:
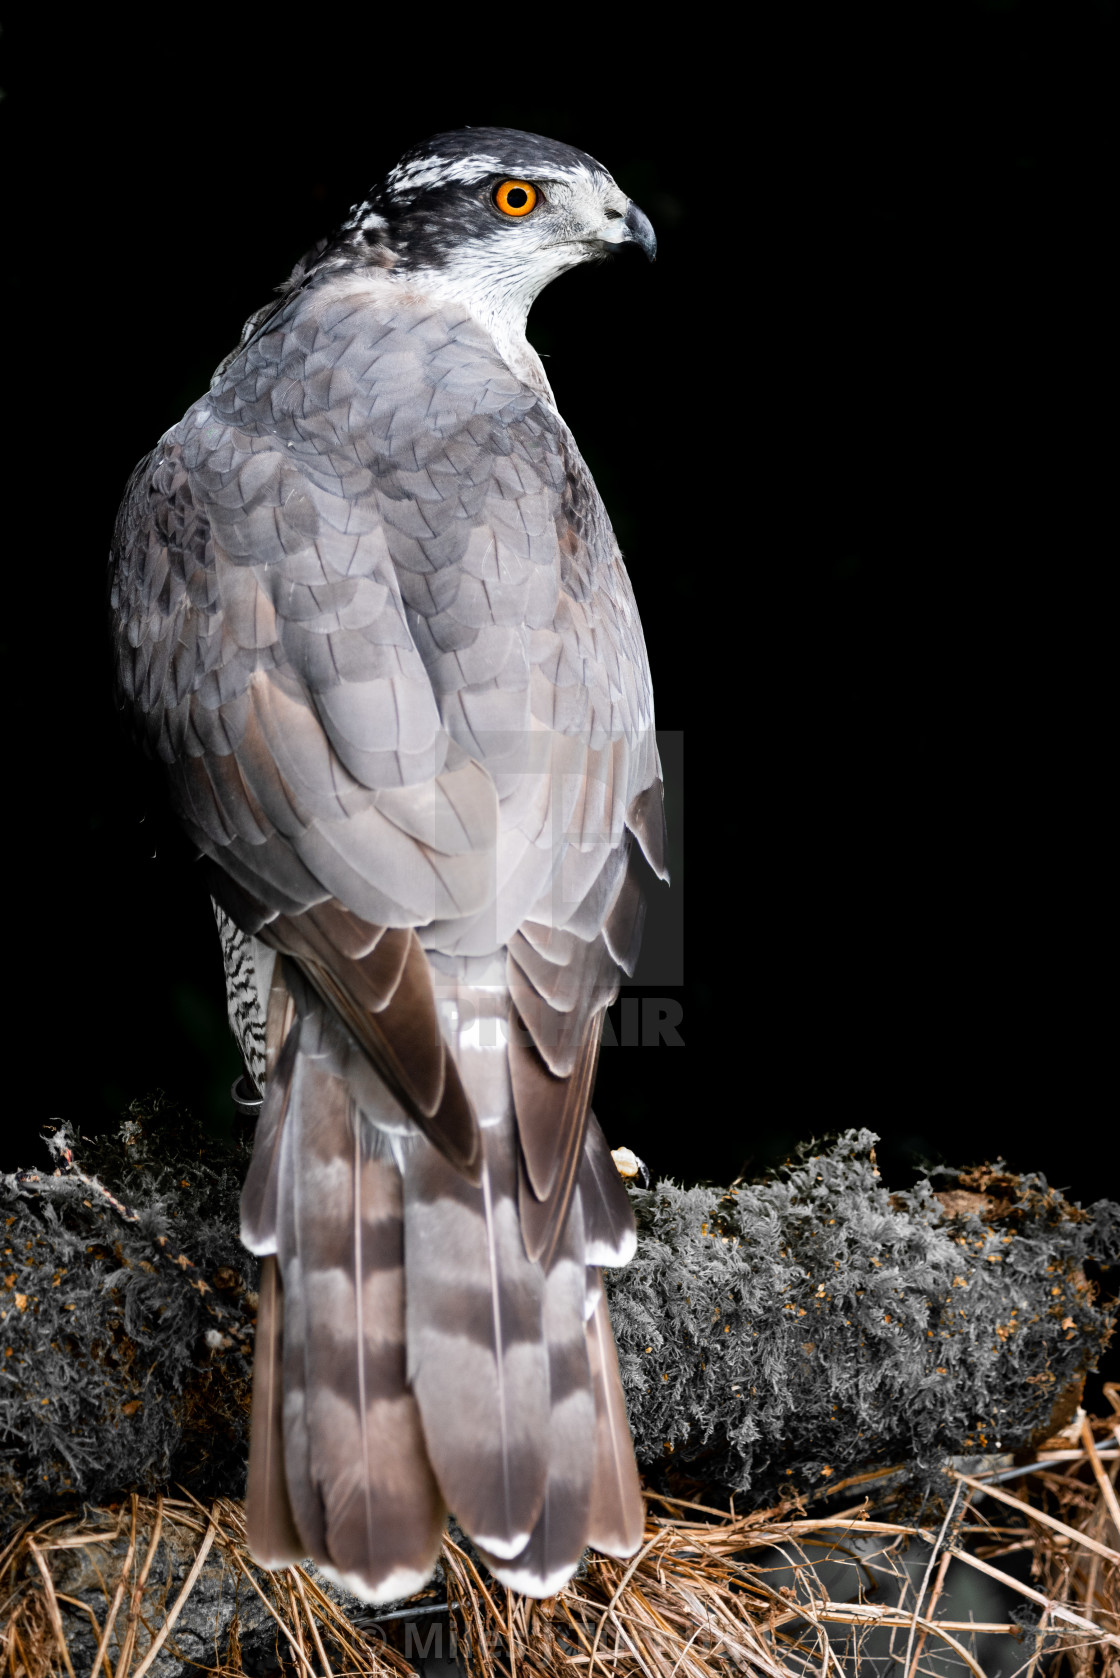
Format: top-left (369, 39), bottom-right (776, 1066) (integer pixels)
top-left (110, 125), bottom-right (664, 1601)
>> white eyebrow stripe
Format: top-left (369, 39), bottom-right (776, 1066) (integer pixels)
top-left (384, 155), bottom-right (607, 199)
top-left (385, 153), bottom-right (505, 193)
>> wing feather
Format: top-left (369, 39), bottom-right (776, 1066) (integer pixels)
top-left (578, 1112), bottom-right (638, 1269)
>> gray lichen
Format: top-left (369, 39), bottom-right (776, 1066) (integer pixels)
top-left (2, 1110), bottom-right (1116, 1536)
top-left (0, 1097), bottom-right (257, 1520)
top-left (605, 1128), bottom-right (1118, 1504)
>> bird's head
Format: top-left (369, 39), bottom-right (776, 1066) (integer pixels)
top-left (336, 127), bottom-right (656, 320)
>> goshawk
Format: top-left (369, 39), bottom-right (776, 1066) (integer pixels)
top-left (110, 126), bottom-right (666, 1602)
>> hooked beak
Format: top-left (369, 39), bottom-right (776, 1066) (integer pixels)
top-left (623, 201), bottom-right (657, 262)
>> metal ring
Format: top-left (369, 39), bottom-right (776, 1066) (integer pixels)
top-left (231, 1073), bottom-right (264, 1116)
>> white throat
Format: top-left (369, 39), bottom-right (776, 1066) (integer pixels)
top-left (387, 247), bottom-right (584, 403)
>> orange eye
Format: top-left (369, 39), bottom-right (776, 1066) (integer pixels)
top-left (493, 179), bottom-right (538, 217)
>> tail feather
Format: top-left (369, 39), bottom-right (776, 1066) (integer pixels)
top-left (245, 1256), bottom-right (303, 1566)
top-left (585, 1273), bottom-right (645, 1558)
top-left (273, 1044), bottom-right (328, 1561)
top-left (481, 1192), bottom-right (595, 1596)
top-left (291, 1061), bottom-right (445, 1598)
top-left (264, 959), bottom-right (295, 1081)
top-left (403, 1115), bottom-right (550, 1557)
top-left (245, 990), bottom-right (446, 1600)
top-left (241, 964), bottom-right (645, 1603)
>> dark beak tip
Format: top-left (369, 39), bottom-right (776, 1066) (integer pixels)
top-left (624, 201), bottom-right (658, 263)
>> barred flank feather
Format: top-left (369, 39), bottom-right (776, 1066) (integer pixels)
top-left (213, 905), bottom-right (273, 1095)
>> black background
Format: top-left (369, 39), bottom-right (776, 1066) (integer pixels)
top-left (2, 6), bottom-right (1114, 1242)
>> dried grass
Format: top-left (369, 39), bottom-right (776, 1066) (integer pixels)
top-left (3, 1396), bottom-right (1118, 1678)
